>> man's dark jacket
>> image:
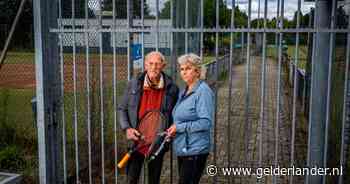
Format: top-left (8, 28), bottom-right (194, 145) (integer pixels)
top-left (118, 72), bottom-right (179, 134)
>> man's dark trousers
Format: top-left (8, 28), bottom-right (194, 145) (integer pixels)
top-left (126, 151), bottom-right (165, 184)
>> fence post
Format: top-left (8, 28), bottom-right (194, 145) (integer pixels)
top-left (307, 1), bottom-right (332, 184)
top-left (33, 0), bottom-right (61, 183)
top-left (127, 0), bottom-right (134, 80)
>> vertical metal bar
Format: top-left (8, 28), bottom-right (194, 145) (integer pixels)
top-left (141, 0), bottom-right (145, 71)
top-left (257, 0), bottom-right (261, 28)
top-left (170, 1), bottom-right (174, 183)
top-left (213, 0), bottom-right (220, 183)
top-left (302, 7), bottom-right (314, 113)
top-left (323, 1), bottom-right (337, 184)
top-left (112, 0), bottom-right (118, 183)
top-left (306, 1), bottom-right (319, 184)
top-left (241, 31), bottom-right (244, 62)
top-left (227, 1), bottom-right (235, 183)
top-left (34, 0), bottom-right (47, 181)
top-left (84, 0), bottom-right (92, 183)
top-left (71, 0), bottom-right (80, 182)
top-left (339, 7), bottom-right (350, 184)
top-left (170, 0), bottom-right (174, 74)
top-left (156, 0), bottom-right (159, 51)
top-left (258, 0), bottom-right (268, 173)
top-left (185, 0), bottom-right (189, 53)
top-left (307, 1), bottom-right (335, 183)
top-left (58, 0), bottom-right (67, 183)
top-left (290, 0), bottom-right (301, 184)
top-left (303, 7), bottom-right (313, 113)
top-left (34, 0), bottom-right (60, 182)
top-left (98, 0), bottom-right (105, 183)
top-left (244, 0), bottom-right (252, 167)
top-left (273, 0), bottom-right (284, 183)
top-left (275, 0), bottom-right (280, 60)
top-left (170, 0), bottom-right (175, 79)
top-left (200, 0), bottom-right (204, 60)
top-left (127, 0), bottom-right (132, 80)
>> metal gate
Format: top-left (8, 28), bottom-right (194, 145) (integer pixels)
top-left (33, 0), bottom-right (350, 183)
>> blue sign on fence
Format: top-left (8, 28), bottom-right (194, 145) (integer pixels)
top-left (234, 43), bottom-right (242, 48)
top-left (131, 44), bottom-right (142, 61)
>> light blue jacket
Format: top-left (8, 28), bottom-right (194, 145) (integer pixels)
top-left (172, 80), bottom-right (214, 156)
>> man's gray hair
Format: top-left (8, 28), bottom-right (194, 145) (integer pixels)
top-left (145, 51), bottom-right (166, 64)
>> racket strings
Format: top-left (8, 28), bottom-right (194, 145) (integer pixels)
top-left (137, 111), bottom-right (164, 146)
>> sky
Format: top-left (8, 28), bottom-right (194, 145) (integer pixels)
top-left (227, 0), bottom-right (315, 19)
top-left (89, 0), bottom-right (315, 20)
top-left (146, 0), bottom-right (315, 20)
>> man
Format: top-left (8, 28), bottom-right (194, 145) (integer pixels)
top-left (118, 51), bottom-right (179, 184)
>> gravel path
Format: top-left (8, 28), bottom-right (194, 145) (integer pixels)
top-left (200, 55), bottom-right (308, 184)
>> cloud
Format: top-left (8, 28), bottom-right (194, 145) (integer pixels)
top-left (227, 0), bottom-right (315, 19)
top-left (107, 0), bottom-right (316, 20)
top-left (151, 0), bottom-right (316, 20)
top-left (146, 0), bottom-right (168, 15)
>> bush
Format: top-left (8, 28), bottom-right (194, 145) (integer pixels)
top-left (0, 145), bottom-right (25, 171)
top-left (0, 89), bottom-right (17, 147)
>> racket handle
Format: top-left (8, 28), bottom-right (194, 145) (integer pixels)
top-left (117, 152), bottom-right (131, 169)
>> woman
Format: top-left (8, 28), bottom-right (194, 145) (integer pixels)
top-left (167, 53), bottom-right (214, 184)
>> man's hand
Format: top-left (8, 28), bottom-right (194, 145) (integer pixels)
top-left (166, 124), bottom-right (176, 137)
top-left (126, 128), bottom-right (141, 141)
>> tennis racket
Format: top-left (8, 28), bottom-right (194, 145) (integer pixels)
top-left (146, 132), bottom-right (172, 162)
top-left (117, 110), bottom-right (166, 169)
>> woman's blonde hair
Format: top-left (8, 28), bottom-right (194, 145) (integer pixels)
top-left (177, 53), bottom-right (205, 79)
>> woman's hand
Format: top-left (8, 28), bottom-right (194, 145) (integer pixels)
top-left (166, 124), bottom-right (177, 137)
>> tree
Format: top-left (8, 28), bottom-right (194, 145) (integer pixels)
top-left (202, 3), bottom-right (248, 52)
top-left (103, 0), bottom-right (153, 18)
top-left (0, 0), bottom-right (33, 50)
top-left (203, 0), bottom-right (230, 28)
top-left (61, 0), bottom-right (95, 18)
top-left (160, 0), bottom-right (247, 27)
top-left (232, 6), bottom-right (248, 27)
top-left (337, 6), bottom-right (348, 29)
top-left (160, 0), bottom-right (171, 19)
top-left (291, 10), bottom-right (311, 28)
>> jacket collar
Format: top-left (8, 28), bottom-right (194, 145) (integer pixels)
top-left (143, 73), bottom-right (165, 89)
top-left (137, 71), bottom-right (174, 90)
top-left (180, 80), bottom-right (203, 98)
top-left (191, 79), bottom-right (203, 93)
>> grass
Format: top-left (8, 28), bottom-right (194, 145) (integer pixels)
top-left (4, 52), bottom-right (222, 72)
top-left (0, 175), bottom-right (5, 181)
top-left (0, 80), bottom-right (128, 183)
top-left (203, 56), bottom-right (216, 64)
top-left (4, 52), bottom-right (35, 64)
top-left (266, 45), bottom-right (308, 70)
top-left (0, 88), bottom-right (36, 140)
top-left (0, 88), bottom-right (37, 182)
top-left (4, 52), bottom-right (129, 65)
top-left (287, 45), bottom-right (308, 60)
top-left (62, 82), bottom-right (127, 142)
top-left (287, 45), bottom-right (308, 70)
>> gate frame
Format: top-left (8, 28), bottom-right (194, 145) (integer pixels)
top-left (33, 0), bottom-right (62, 183)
